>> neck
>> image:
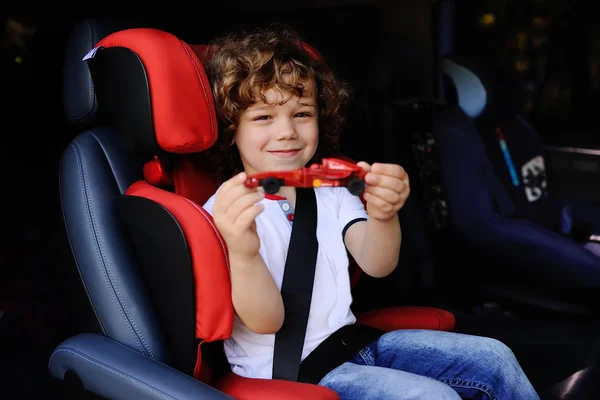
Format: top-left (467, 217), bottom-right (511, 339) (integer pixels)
top-left (278, 187), bottom-right (296, 208)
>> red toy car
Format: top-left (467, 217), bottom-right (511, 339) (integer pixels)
top-left (244, 157), bottom-right (367, 196)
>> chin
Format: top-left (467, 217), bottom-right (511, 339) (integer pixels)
top-left (268, 162), bottom-right (304, 171)
top-left (266, 154), bottom-right (312, 170)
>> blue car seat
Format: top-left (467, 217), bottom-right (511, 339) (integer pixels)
top-left (433, 56), bottom-right (600, 300)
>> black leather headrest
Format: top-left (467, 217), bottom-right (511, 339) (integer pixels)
top-left (63, 19), bottom-right (143, 125)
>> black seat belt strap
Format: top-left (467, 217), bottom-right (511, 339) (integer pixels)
top-left (272, 187), bottom-right (319, 381)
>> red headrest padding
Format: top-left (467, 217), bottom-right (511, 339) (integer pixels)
top-left (96, 29), bottom-right (218, 154)
top-left (299, 41), bottom-right (324, 61)
top-left (125, 180), bottom-right (234, 343)
top-left (190, 44), bottom-right (210, 61)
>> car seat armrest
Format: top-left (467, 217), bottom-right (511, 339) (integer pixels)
top-left (48, 333), bottom-right (233, 400)
top-left (564, 199), bottom-right (600, 235)
top-left (470, 215), bottom-right (600, 285)
top-left (356, 306), bottom-right (456, 332)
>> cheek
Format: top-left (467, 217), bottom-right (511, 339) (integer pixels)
top-left (235, 127), bottom-right (270, 154)
top-left (301, 120), bottom-right (319, 146)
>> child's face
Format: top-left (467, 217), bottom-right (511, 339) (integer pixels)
top-left (234, 81), bottom-right (319, 175)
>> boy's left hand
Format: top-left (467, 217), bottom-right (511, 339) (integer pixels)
top-left (357, 161), bottom-right (410, 221)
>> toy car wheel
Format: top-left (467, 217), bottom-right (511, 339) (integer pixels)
top-left (347, 177), bottom-right (365, 196)
top-left (262, 177), bottom-right (281, 194)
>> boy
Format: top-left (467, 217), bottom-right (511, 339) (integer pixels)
top-left (201, 26), bottom-right (539, 400)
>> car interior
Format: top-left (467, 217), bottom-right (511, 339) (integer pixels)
top-left (2, 1), bottom-right (600, 399)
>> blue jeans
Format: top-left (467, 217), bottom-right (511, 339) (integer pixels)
top-left (318, 329), bottom-right (540, 400)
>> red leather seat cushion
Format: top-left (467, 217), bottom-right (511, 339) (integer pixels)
top-left (215, 373), bottom-right (340, 400)
top-left (356, 306), bottom-right (456, 332)
top-left (125, 181), bottom-right (234, 344)
top-left (213, 306), bottom-right (455, 398)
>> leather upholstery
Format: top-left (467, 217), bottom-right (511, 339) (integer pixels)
top-left (59, 127), bottom-right (169, 360)
top-left (94, 28), bottom-right (218, 155)
top-left (63, 19), bottom-right (143, 124)
top-left (49, 333), bottom-right (233, 400)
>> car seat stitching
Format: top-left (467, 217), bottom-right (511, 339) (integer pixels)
top-left (179, 41), bottom-right (217, 144)
top-left (87, 131), bottom-right (155, 357)
top-left (87, 21), bottom-right (99, 119)
top-left (49, 348), bottom-right (175, 399)
top-left (73, 20), bottom-right (98, 122)
top-left (62, 143), bottom-right (107, 335)
top-left (73, 138), bottom-right (150, 357)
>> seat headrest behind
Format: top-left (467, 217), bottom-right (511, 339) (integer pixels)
top-left (441, 56), bottom-right (491, 119)
top-left (84, 28), bottom-right (217, 158)
top-left (442, 56), bottom-right (530, 123)
top-left (63, 19), bottom-right (144, 125)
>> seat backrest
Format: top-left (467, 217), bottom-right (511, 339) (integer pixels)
top-left (60, 20), bottom-right (172, 365)
top-left (60, 20), bottom-right (225, 372)
top-left (433, 104), bottom-right (516, 228)
top-left (441, 56), bottom-right (553, 222)
top-left (78, 28), bottom-right (235, 382)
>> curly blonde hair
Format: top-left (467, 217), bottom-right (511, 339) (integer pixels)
top-left (197, 25), bottom-right (351, 184)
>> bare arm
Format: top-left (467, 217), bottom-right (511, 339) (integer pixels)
top-left (344, 162), bottom-right (409, 278)
top-left (229, 253), bottom-right (284, 334)
top-left (345, 216), bottom-right (401, 278)
top-left (211, 172), bottom-right (284, 334)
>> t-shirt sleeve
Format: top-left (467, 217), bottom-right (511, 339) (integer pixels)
top-left (336, 187), bottom-right (367, 238)
top-left (202, 192), bottom-right (218, 216)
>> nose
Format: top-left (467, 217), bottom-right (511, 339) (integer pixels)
top-left (274, 117), bottom-right (298, 140)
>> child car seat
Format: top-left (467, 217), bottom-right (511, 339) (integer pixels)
top-left (432, 56), bottom-right (600, 298)
top-left (49, 24), bottom-right (456, 400)
top-left (442, 56), bottom-right (600, 236)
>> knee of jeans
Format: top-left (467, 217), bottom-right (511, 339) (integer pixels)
top-left (481, 337), bottom-right (520, 368)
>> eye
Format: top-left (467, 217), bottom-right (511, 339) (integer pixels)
top-left (295, 112), bottom-right (312, 118)
top-left (253, 115), bottom-right (271, 121)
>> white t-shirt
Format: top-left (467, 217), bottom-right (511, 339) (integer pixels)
top-left (202, 186), bottom-right (367, 379)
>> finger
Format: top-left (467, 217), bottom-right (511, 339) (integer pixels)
top-left (223, 171), bottom-right (248, 190)
top-left (214, 188), bottom-right (261, 232)
top-left (365, 173), bottom-right (407, 193)
top-left (213, 172), bottom-right (245, 212)
top-left (365, 185), bottom-right (405, 205)
top-left (364, 191), bottom-right (396, 214)
top-left (356, 161), bottom-right (371, 172)
top-left (371, 163), bottom-right (407, 179)
top-left (214, 172), bottom-right (255, 213)
top-left (236, 202), bottom-right (265, 228)
top-left (226, 190), bottom-right (265, 220)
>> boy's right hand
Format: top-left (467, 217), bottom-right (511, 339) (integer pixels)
top-left (212, 172), bottom-right (265, 261)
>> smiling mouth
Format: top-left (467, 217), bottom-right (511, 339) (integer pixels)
top-left (268, 149), bottom-right (301, 157)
